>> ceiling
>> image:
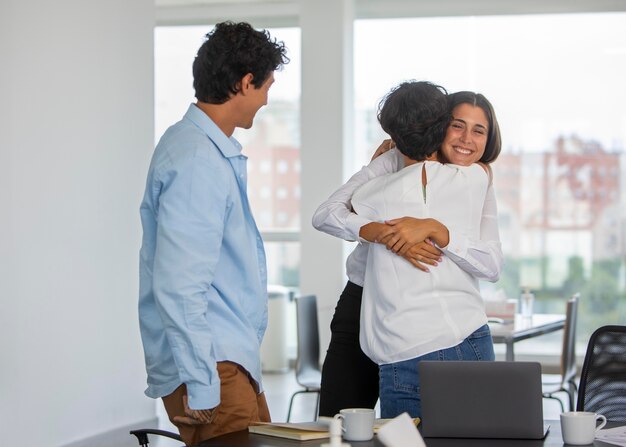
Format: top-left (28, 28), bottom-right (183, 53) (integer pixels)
top-left (154, 0), bottom-right (626, 27)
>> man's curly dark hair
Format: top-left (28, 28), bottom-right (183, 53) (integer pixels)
top-left (193, 21), bottom-right (289, 104)
top-left (377, 81), bottom-right (450, 161)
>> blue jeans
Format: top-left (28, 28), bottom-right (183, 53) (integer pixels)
top-left (379, 324), bottom-right (494, 419)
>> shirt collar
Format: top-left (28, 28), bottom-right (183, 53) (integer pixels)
top-left (184, 103), bottom-right (244, 158)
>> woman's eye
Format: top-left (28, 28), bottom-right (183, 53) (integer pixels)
top-left (474, 128), bottom-right (486, 135)
top-left (451, 123), bottom-right (463, 129)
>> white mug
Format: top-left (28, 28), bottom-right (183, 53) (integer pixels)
top-left (560, 411), bottom-right (607, 445)
top-left (336, 408), bottom-right (375, 441)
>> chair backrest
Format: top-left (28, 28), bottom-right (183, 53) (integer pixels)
top-left (560, 294), bottom-right (579, 384)
top-left (294, 295), bottom-right (320, 380)
top-left (576, 325), bottom-right (626, 422)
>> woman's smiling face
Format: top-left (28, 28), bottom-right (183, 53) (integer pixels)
top-left (440, 103), bottom-right (489, 166)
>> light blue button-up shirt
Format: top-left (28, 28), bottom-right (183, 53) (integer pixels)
top-left (139, 104), bottom-right (268, 410)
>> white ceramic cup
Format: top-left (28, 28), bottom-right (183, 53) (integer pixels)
top-left (336, 408), bottom-right (375, 441)
top-left (560, 411), bottom-right (607, 445)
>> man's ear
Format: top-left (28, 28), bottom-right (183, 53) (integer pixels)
top-left (240, 73), bottom-right (254, 94)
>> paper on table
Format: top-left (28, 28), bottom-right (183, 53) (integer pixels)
top-left (377, 412), bottom-right (426, 447)
top-left (595, 426), bottom-right (626, 447)
top-left (374, 417), bottom-right (420, 432)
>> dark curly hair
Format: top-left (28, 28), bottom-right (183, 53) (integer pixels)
top-left (447, 91), bottom-right (502, 163)
top-left (377, 81), bottom-right (450, 161)
top-left (193, 21), bottom-right (289, 104)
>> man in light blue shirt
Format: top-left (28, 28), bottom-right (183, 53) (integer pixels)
top-left (139, 22), bottom-right (288, 445)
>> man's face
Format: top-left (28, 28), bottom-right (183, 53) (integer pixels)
top-left (239, 72), bottom-right (275, 129)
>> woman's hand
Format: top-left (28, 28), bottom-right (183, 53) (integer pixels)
top-left (370, 139), bottom-right (395, 161)
top-left (359, 222), bottom-right (395, 243)
top-left (384, 217), bottom-right (450, 254)
top-left (382, 217), bottom-right (434, 253)
top-left (360, 218), bottom-right (448, 272)
top-left (399, 240), bottom-right (443, 272)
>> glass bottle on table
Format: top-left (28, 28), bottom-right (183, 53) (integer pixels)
top-left (520, 287), bottom-right (535, 319)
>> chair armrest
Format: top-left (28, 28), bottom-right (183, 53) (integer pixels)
top-left (130, 428), bottom-right (182, 446)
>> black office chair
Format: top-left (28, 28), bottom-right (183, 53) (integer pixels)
top-left (542, 294), bottom-right (579, 412)
top-left (130, 428), bottom-right (182, 446)
top-left (286, 294), bottom-right (322, 421)
top-left (576, 325), bottom-right (626, 422)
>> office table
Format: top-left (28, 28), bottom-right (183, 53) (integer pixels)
top-left (489, 314), bottom-right (566, 361)
top-left (198, 421), bottom-right (622, 446)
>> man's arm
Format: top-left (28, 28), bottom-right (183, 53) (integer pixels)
top-left (152, 154), bottom-right (225, 412)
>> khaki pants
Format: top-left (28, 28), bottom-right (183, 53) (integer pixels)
top-left (162, 361), bottom-right (271, 446)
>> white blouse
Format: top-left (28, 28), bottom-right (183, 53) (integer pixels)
top-left (352, 161), bottom-right (491, 365)
top-left (312, 149), bottom-right (503, 287)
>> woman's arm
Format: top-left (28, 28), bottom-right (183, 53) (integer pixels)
top-left (312, 143), bottom-right (442, 270)
top-left (442, 182), bottom-right (503, 282)
top-left (382, 182), bottom-right (503, 282)
top-left (311, 145), bottom-right (403, 242)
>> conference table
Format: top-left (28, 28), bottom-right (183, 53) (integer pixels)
top-left (489, 314), bottom-right (566, 361)
top-left (197, 421), bottom-right (623, 446)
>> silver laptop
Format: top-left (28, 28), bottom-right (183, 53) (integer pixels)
top-left (419, 361), bottom-right (550, 439)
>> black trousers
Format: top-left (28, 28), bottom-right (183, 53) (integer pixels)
top-left (318, 281), bottom-right (379, 417)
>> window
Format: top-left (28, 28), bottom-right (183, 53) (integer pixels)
top-left (354, 13), bottom-right (626, 353)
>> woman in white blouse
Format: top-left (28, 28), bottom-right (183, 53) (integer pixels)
top-left (313, 83), bottom-right (503, 418)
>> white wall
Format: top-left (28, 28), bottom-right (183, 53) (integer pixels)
top-left (0, 1), bottom-right (156, 445)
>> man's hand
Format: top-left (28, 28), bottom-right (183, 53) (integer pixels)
top-left (173, 394), bottom-right (218, 426)
top-left (399, 240), bottom-right (443, 272)
top-left (370, 139), bottom-right (395, 161)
